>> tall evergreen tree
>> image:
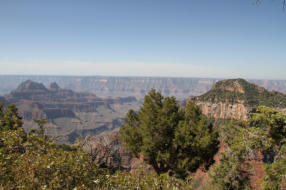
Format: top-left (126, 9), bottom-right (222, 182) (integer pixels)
top-left (120, 89), bottom-right (219, 178)
top-left (0, 104), bottom-right (23, 131)
top-left (173, 101), bottom-right (219, 178)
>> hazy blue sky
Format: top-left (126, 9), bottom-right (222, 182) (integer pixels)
top-left (0, 0), bottom-right (285, 79)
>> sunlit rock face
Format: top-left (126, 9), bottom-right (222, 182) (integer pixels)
top-left (195, 102), bottom-right (248, 120)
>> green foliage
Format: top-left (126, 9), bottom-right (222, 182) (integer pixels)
top-left (33, 118), bottom-right (48, 138)
top-left (210, 106), bottom-right (286, 190)
top-left (106, 163), bottom-right (193, 190)
top-left (0, 105), bottom-right (108, 190)
top-left (209, 121), bottom-right (269, 190)
top-left (0, 104), bottom-right (23, 131)
top-left (0, 103), bottom-right (195, 190)
top-left (263, 158), bottom-right (286, 190)
top-left (249, 106), bottom-right (286, 189)
top-left (119, 109), bottom-right (142, 156)
top-left (249, 106), bottom-right (286, 146)
top-left (120, 89), bottom-right (219, 178)
top-left (173, 101), bottom-right (219, 177)
top-left (3, 99), bottom-right (286, 189)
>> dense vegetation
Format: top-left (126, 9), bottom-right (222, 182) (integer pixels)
top-left (0, 104), bottom-right (108, 189)
top-left (1, 87), bottom-right (286, 189)
top-left (120, 89), bottom-right (219, 178)
top-left (197, 79), bottom-right (286, 107)
top-left (0, 103), bottom-right (193, 189)
top-left (208, 106), bottom-right (286, 189)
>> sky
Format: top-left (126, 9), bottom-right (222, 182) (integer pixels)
top-left (0, 0), bottom-right (285, 79)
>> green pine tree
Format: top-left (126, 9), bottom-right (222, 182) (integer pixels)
top-left (120, 89), bottom-right (219, 178)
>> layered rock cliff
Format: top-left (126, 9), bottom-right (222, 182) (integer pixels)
top-left (194, 101), bottom-right (248, 120)
top-left (3, 80), bottom-right (140, 144)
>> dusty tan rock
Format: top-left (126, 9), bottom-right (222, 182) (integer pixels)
top-left (195, 101), bottom-right (249, 120)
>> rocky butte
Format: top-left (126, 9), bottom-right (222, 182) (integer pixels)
top-left (188, 78), bottom-right (286, 121)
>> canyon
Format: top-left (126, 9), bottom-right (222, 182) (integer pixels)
top-left (1, 80), bottom-right (139, 144)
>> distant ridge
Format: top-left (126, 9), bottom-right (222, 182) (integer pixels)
top-left (1, 76), bottom-right (286, 99)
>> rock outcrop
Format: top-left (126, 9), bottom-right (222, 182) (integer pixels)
top-left (195, 101), bottom-right (248, 120)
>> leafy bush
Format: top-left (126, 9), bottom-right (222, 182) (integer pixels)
top-left (209, 106), bottom-right (286, 190)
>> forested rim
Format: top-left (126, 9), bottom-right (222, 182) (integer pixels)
top-left (1, 89), bottom-right (286, 189)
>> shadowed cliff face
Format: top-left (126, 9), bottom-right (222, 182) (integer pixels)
top-left (3, 80), bottom-right (140, 144)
